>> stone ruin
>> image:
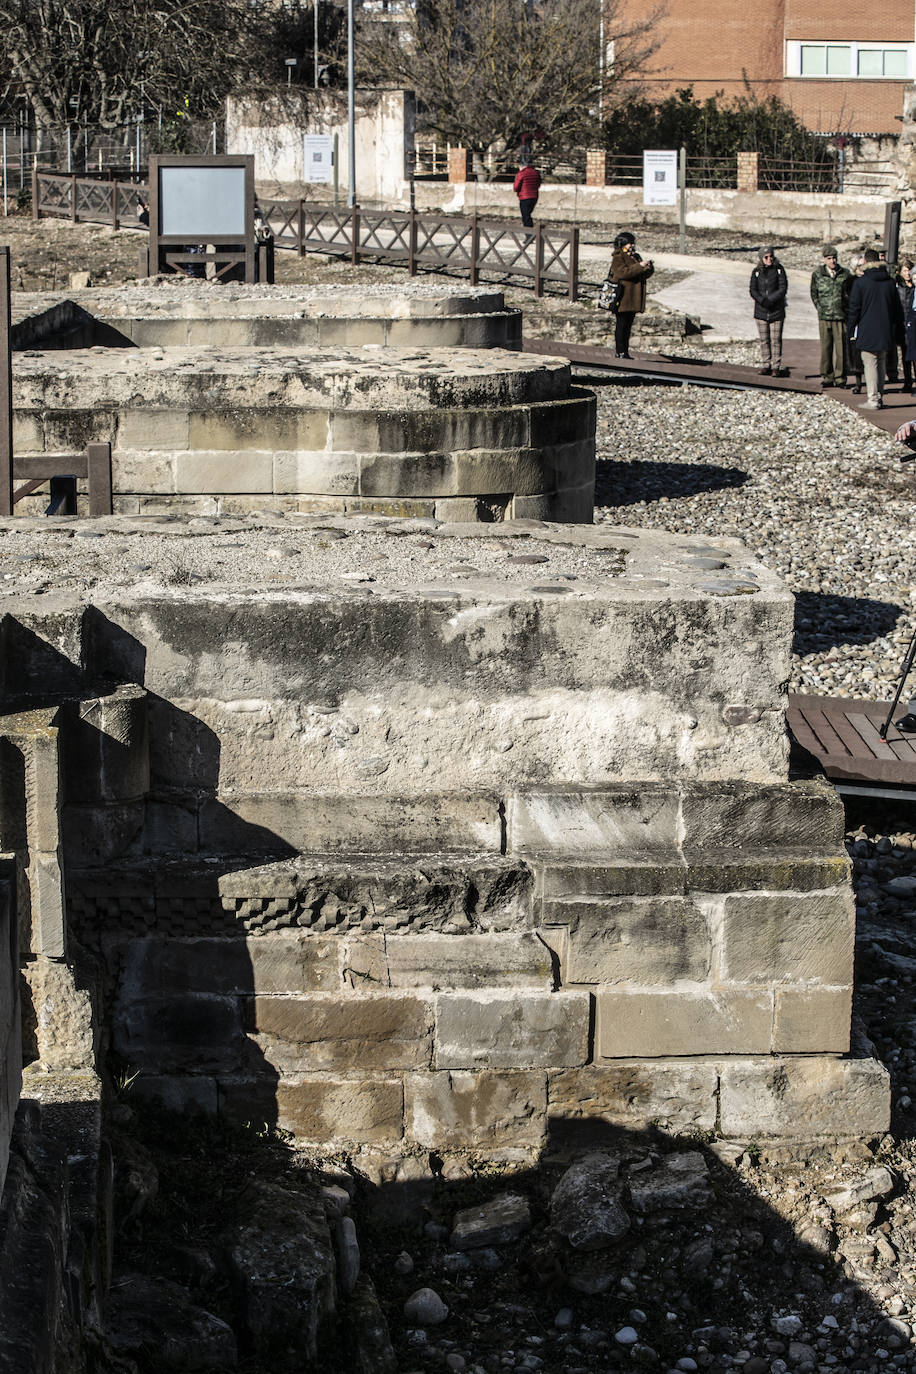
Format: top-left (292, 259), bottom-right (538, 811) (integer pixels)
top-left (0, 277), bottom-right (891, 1367)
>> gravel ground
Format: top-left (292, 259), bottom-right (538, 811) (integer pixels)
top-left (592, 380), bottom-right (916, 700)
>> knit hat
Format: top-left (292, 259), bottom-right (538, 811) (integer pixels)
top-left (823, 244), bottom-right (838, 257)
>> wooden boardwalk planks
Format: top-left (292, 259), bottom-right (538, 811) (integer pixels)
top-left (787, 693), bottom-right (916, 787)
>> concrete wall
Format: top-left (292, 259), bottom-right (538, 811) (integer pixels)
top-left (226, 89), bottom-right (415, 203)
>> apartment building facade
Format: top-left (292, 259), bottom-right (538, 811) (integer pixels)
top-left (625, 0), bottom-right (915, 134)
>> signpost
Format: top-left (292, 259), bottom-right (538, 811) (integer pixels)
top-left (642, 150), bottom-right (678, 207)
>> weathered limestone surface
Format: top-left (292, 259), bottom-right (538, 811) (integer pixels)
top-left (12, 344), bottom-right (593, 521)
top-left (11, 283), bottom-right (524, 351)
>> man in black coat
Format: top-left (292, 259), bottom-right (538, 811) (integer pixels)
top-left (848, 248), bottom-right (904, 409)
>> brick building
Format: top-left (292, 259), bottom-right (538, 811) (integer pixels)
top-left (622, 0), bottom-right (914, 134)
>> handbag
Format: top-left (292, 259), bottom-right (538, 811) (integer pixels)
top-left (597, 278), bottom-right (622, 312)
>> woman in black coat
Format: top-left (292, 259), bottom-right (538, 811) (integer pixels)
top-left (749, 247), bottom-right (789, 376)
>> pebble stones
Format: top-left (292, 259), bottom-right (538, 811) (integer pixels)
top-left (403, 1288), bottom-right (449, 1325)
top-left (549, 1153), bottom-right (630, 1250)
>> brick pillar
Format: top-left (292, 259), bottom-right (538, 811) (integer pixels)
top-left (448, 148), bottom-right (472, 183)
top-left (737, 151), bottom-right (759, 194)
top-left (586, 149), bottom-right (609, 187)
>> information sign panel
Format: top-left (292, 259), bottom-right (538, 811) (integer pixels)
top-left (304, 135), bottom-right (334, 184)
top-left (642, 150), bottom-right (678, 207)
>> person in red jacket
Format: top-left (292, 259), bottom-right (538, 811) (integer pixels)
top-left (513, 161), bottom-right (542, 228)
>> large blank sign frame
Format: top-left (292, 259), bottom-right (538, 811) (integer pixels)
top-left (148, 154), bottom-right (255, 283)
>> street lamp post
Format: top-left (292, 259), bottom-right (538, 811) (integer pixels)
top-left (314, 0), bottom-right (320, 89)
top-left (347, 0), bottom-right (355, 207)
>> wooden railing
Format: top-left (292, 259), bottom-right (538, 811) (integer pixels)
top-left (32, 172), bottom-right (579, 297)
top-left (32, 168), bottom-right (146, 230)
top-left (260, 199), bottom-right (580, 298)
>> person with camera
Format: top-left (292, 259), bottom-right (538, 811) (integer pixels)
top-left (608, 231), bottom-right (654, 360)
top-left (750, 247), bottom-right (789, 376)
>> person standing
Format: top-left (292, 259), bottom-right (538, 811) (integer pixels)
top-left (513, 160), bottom-right (542, 229)
top-left (608, 231), bottom-right (654, 360)
top-left (810, 245), bottom-right (852, 388)
top-left (750, 247), bottom-right (789, 376)
top-left (847, 247), bottom-right (904, 409)
top-left (894, 258), bottom-right (915, 392)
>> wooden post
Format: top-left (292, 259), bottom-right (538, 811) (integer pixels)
top-left (350, 203), bottom-right (360, 265)
top-left (298, 199), bottom-right (305, 257)
top-left (111, 180), bottom-right (119, 231)
top-left (470, 214), bottom-right (479, 285)
top-left (31, 165), bottom-right (39, 220)
top-left (408, 207), bottom-right (417, 276)
top-left (70, 174), bottom-right (77, 222)
top-left (568, 226), bottom-right (579, 301)
top-left (87, 442), bottom-right (112, 517)
top-left (0, 247), bottom-right (12, 518)
top-left (534, 224), bottom-right (544, 297)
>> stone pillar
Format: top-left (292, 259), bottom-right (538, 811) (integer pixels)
top-left (737, 151), bottom-right (759, 194)
top-left (586, 149), bottom-right (609, 187)
top-left (448, 148), bottom-right (472, 183)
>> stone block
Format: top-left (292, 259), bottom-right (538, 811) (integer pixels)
top-left (510, 493), bottom-right (552, 521)
top-left (12, 415), bottom-right (43, 451)
top-left (112, 994), bottom-right (244, 1072)
top-left (360, 450), bottom-right (455, 499)
top-left (557, 896), bottom-right (711, 985)
top-left (773, 987), bottom-right (852, 1053)
top-left (144, 799), bottom-right (199, 853)
top-left (347, 932), bottom-right (554, 989)
top-left (685, 851), bottom-right (850, 892)
top-left (219, 494), bottom-right (302, 516)
top-left (719, 891), bottom-right (855, 985)
top-left (131, 1074), bottom-right (219, 1114)
top-left (200, 792), bottom-right (503, 855)
top-left (24, 732), bottom-right (62, 854)
top-left (188, 412), bottom-right (298, 452)
top-left (258, 1077), bottom-right (401, 1143)
top-left (61, 800), bottom-right (145, 866)
top-left (21, 955), bottom-right (96, 1071)
top-left (273, 451), bottom-right (359, 497)
top-left (345, 495), bottom-right (438, 518)
top-left (537, 857), bottom-right (685, 898)
top-left (174, 450), bottom-right (274, 495)
top-left (27, 851), bottom-right (66, 959)
top-left (111, 449), bottom-right (175, 496)
top-left (434, 495), bottom-right (510, 523)
top-left (138, 495), bottom-right (219, 516)
top-left (549, 482), bottom-right (595, 524)
top-left (510, 787), bottom-right (680, 856)
top-left (547, 1062), bottom-right (718, 1133)
top-left (596, 989), bottom-right (773, 1058)
top-left (117, 410), bottom-right (190, 451)
top-left (405, 1070), bottom-right (547, 1147)
top-left (543, 440), bottom-right (598, 491)
top-left (119, 934), bottom-right (342, 998)
top-left (44, 410), bottom-right (117, 450)
top-left (529, 392), bottom-right (596, 446)
top-left (681, 780), bottom-right (844, 850)
top-left (718, 1055), bottom-right (890, 1138)
top-left (435, 990), bottom-right (590, 1070)
top-left (64, 684), bottom-right (149, 805)
top-left (296, 495), bottom-right (350, 515)
top-left (250, 992), bottom-right (433, 1071)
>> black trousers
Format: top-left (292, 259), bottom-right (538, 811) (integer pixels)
top-left (519, 198), bottom-right (537, 228)
top-left (615, 310), bottom-right (636, 356)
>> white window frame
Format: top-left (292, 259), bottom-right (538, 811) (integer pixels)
top-left (786, 40), bottom-right (914, 79)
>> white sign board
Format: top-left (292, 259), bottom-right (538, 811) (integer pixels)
top-left (304, 135), bottom-right (334, 184)
top-left (642, 150), bottom-right (678, 207)
top-left (158, 165), bottom-right (247, 237)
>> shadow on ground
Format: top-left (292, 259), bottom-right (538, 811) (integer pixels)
top-left (595, 457), bottom-right (749, 507)
top-left (793, 592), bottom-right (904, 657)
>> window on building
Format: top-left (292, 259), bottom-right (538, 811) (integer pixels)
top-left (788, 41), bottom-right (912, 80)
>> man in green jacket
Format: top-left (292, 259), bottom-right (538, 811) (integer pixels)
top-left (810, 245), bottom-right (853, 387)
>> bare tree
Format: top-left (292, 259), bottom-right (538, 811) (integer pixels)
top-left (0, 0), bottom-right (264, 134)
top-left (359, 0), bottom-right (662, 167)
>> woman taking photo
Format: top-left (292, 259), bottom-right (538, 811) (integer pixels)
top-left (609, 231), bottom-right (654, 359)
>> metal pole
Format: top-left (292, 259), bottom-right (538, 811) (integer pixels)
top-left (136, 121), bottom-right (141, 173)
top-left (66, 126), bottom-right (72, 173)
top-left (0, 247), bottom-right (13, 517)
top-left (2, 131), bottom-right (6, 217)
top-left (333, 131), bottom-right (339, 208)
top-left (679, 145), bottom-right (687, 255)
top-left (347, 0), bottom-right (355, 208)
top-left (598, 0), bottom-right (605, 124)
top-left (212, 121), bottom-right (217, 155)
top-left (314, 0), bottom-right (319, 89)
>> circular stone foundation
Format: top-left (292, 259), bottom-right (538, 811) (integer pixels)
top-left (13, 345), bottom-right (596, 522)
top-left (12, 282), bottom-right (523, 352)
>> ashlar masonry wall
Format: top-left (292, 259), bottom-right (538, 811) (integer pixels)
top-left (0, 516), bottom-right (890, 1146)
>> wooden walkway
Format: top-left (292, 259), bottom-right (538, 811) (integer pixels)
top-left (788, 693), bottom-right (916, 792)
top-left (522, 337), bottom-right (916, 436)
